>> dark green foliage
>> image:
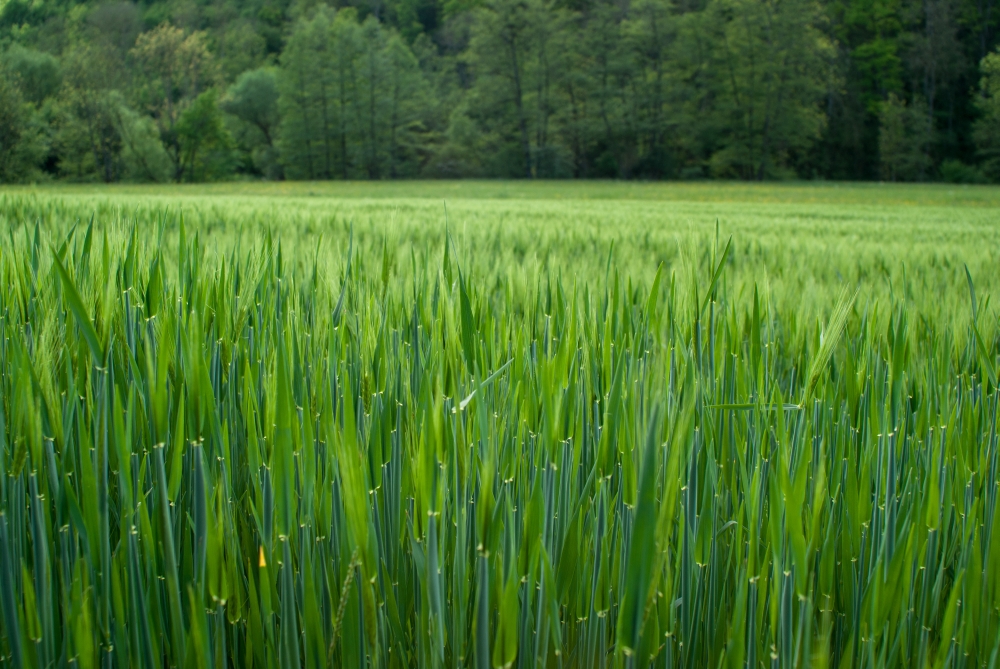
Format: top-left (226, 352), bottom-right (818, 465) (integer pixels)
top-left (277, 8), bottom-right (429, 179)
top-left (129, 23), bottom-right (219, 182)
top-left (975, 51), bottom-right (1000, 181)
top-left (177, 89), bottom-right (236, 181)
top-left (0, 0), bottom-right (999, 181)
top-left (55, 45), bottom-right (129, 183)
top-left (222, 68), bottom-right (282, 179)
top-left (940, 159), bottom-right (988, 183)
top-left (0, 64), bottom-right (46, 183)
top-left (2, 45), bottom-right (60, 106)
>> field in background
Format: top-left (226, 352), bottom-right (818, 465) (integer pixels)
top-left (4, 181), bottom-right (1000, 329)
top-left (0, 183), bottom-right (1000, 668)
top-left (7, 179), bottom-right (1000, 206)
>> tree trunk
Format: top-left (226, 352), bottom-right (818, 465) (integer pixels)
top-left (507, 33), bottom-right (532, 178)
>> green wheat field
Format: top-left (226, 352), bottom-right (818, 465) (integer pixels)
top-left (0, 181), bottom-right (999, 669)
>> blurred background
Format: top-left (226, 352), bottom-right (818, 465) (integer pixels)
top-left (0, 0), bottom-right (999, 183)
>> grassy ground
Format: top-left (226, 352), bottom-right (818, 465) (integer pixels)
top-left (7, 179), bottom-right (1000, 206)
top-left (1, 182), bottom-right (1000, 669)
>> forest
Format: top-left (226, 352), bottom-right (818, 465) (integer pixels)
top-left (1, 0), bottom-right (999, 182)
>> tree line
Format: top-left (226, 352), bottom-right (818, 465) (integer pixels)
top-left (1, 0), bottom-right (999, 182)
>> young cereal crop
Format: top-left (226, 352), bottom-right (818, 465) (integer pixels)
top-left (0, 188), bottom-right (999, 669)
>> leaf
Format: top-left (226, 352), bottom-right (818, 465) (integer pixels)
top-left (21, 563), bottom-right (41, 641)
top-left (146, 253), bottom-right (163, 317)
top-left (332, 224), bottom-right (354, 326)
top-left (644, 261), bottom-right (664, 318)
top-left (459, 269), bottom-right (478, 373)
top-left (492, 575), bottom-right (519, 669)
top-left (52, 253), bottom-right (104, 363)
top-left (965, 264), bottom-right (978, 322)
top-left (802, 286), bottom-right (856, 406)
top-left (168, 397), bottom-right (185, 503)
top-left (616, 405), bottom-right (661, 655)
top-left (933, 570), bottom-right (964, 669)
top-left (459, 358), bottom-right (512, 410)
top-left (701, 236), bottom-right (732, 314)
top-left (0, 516), bottom-right (21, 668)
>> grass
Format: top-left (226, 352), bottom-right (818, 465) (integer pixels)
top-left (7, 180), bottom-right (1000, 206)
top-left (0, 182), bottom-right (999, 668)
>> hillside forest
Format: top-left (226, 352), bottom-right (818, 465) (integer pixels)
top-left (1, 0), bottom-right (1000, 182)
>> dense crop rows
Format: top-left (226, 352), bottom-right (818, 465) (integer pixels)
top-left (1, 190), bottom-right (1000, 668)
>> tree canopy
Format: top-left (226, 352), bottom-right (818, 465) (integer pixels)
top-left (0, 0), bottom-right (997, 182)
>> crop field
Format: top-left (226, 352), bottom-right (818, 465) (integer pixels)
top-left (0, 181), bottom-right (999, 669)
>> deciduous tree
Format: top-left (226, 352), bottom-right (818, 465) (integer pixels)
top-left (130, 23), bottom-right (217, 181)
